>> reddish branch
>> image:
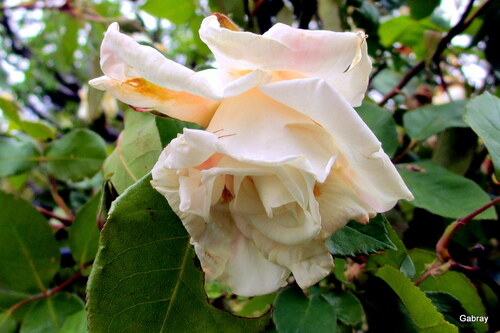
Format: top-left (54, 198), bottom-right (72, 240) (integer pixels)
top-left (414, 196), bottom-right (500, 286)
top-left (379, 0), bottom-right (494, 106)
top-left (49, 176), bottom-right (74, 220)
top-left (36, 206), bottom-right (73, 225)
top-left (7, 268), bottom-right (85, 314)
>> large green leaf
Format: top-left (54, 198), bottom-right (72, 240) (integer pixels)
top-left (141, 0), bottom-right (196, 24)
top-left (410, 249), bottom-right (488, 332)
top-left (45, 129), bottom-right (107, 181)
top-left (367, 219), bottom-right (415, 278)
top-left (0, 97), bottom-right (55, 140)
top-left (0, 311), bottom-right (17, 333)
top-left (103, 111), bottom-right (163, 194)
top-left (87, 174), bottom-right (269, 332)
top-left (273, 286), bottom-right (337, 333)
top-left (0, 137), bottom-right (41, 177)
top-left (425, 292), bottom-right (475, 332)
top-left (376, 266), bottom-right (458, 332)
top-left (403, 100), bottom-right (468, 140)
top-left (322, 291), bottom-right (364, 326)
top-left (0, 192), bottom-right (60, 293)
top-left (20, 293), bottom-right (84, 333)
top-left (408, 0), bottom-right (441, 19)
top-left (326, 214), bottom-right (396, 256)
top-left (397, 161), bottom-right (497, 219)
top-left (464, 92), bottom-right (500, 176)
top-left (58, 310), bottom-right (87, 333)
top-left (355, 102), bottom-right (398, 157)
top-left (68, 193), bottom-right (101, 268)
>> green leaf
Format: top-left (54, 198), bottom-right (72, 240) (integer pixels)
top-left (87, 174), bottom-right (269, 333)
top-left (322, 291), bottom-right (364, 326)
top-left (355, 102), bottom-right (398, 157)
top-left (408, 0), bottom-right (441, 20)
top-left (103, 111), bottom-right (163, 194)
top-left (0, 192), bottom-right (60, 293)
top-left (0, 311), bottom-right (17, 333)
top-left (366, 220), bottom-right (414, 278)
top-left (376, 266), bottom-right (458, 332)
top-left (20, 293), bottom-right (84, 333)
top-left (273, 286), bottom-right (337, 333)
top-left (463, 92), bottom-right (500, 176)
top-left (58, 310), bottom-right (87, 333)
top-left (397, 161), bottom-right (497, 220)
top-left (410, 249), bottom-right (488, 333)
top-left (403, 100), bottom-right (468, 140)
top-left (141, 0), bottom-right (196, 24)
top-left (425, 292), bottom-right (475, 332)
top-left (379, 16), bottom-right (441, 58)
top-left (68, 193), bottom-right (101, 268)
top-left (236, 293), bottom-right (276, 318)
top-left (326, 214), bottom-right (396, 256)
top-left (0, 137), bottom-right (41, 177)
top-left (45, 129), bottom-right (107, 181)
top-left (155, 116), bottom-right (202, 148)
top-left (0, 97), bottom-right (55, 140)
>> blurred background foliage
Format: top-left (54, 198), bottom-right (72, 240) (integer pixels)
top-left (0, 0), bottom-right (499, 332)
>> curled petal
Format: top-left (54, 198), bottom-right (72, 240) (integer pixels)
top-left (260, 78), bottom-right (413, 212)
top-left (91, 23), bottom-right (273, 125)
top-left (200, 15), bottom-right (371, 106)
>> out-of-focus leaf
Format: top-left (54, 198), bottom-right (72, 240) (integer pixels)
top-left (398, 162), bottom-right (497, 220)
top-left (0, 137), bottom-right (40, 177)
top-left (68, 193), bottom-right (101, 268)
top-left (379, 16), bottom-right (441, 58)
top-left (464, 92), bottom-right (500, 176)
top-left (326, 214), bottom-right (396, 256)
top-left (58, 309), bottom-right (87, 333)
top-left (322, 291), bottom-right (364, 326)
top-left (273, 286), bottom-right (337, 333)
top-left (408, 0), bottom-right (441, 20)
top-left (87, 174), bottom-right (270, 333)
top-left (410, 249), bottom-right (488, 332)
top-left (208, 0), bottom-right (245, 26)
top-left (141, 0), bottom-right (196, 24)
top-left (0, 311), bottom-right (16, 333)
top-left (45, 129), bottom-right (107, 182)
top-left (425, 292), bottom-right (475, 332)
top-left (356, 102), bottom-right (398, 157)
top-left (0, 97), bottom-right (55, 140)
top-left (376, 266), bottom-right (458, 332)
top-left (403, 100), bottom-right (468, 140)
top-left (103, 111), bottom-right (163, 193)
top-left (20, 293), bottom-right (84, 333)
top-left (236, 293), bottom-right (276, 318)
top-left (0, 191), bottom-right (59, 293)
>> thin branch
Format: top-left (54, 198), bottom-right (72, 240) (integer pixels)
top-left (49, 176), bottom-right (74, 220)
top-left (415, 196), bottom-right (500, 286)
top-left (392, 139), bottom-right (417, 163)
top-left (379, 0), bottom-right (493, 106)
top-left (7, 266), bottom-right (88, 314)
top-left (36, 206), bottom-right (73, 225)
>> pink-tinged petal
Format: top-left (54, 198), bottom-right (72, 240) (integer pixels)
top-left (260, 78), bottom-right (413, 212)
top-left (199, 15), bottom-right (371, 106)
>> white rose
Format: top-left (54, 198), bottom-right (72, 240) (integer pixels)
top-left (90, 15), bottom-right (413, 296)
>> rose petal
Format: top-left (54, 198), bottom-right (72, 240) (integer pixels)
top-left (91, 23), bottom-right (273, 125)
top-left (199, 15), bottom-right (371, 106)
top-left (260, 78), bottom-right (414, 212)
